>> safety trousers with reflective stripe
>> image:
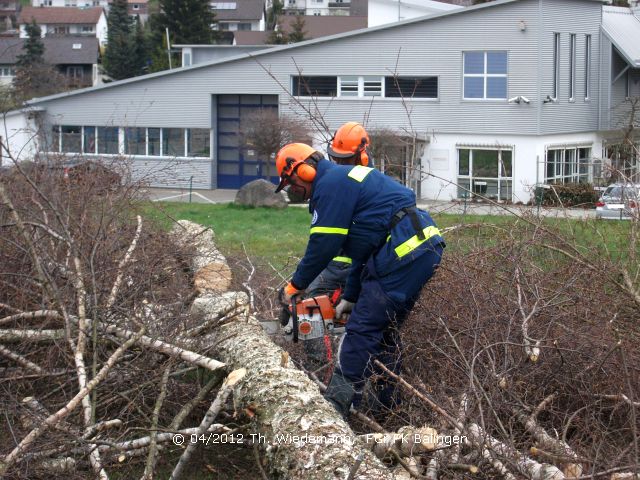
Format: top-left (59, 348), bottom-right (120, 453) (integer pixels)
top-left (336, 243), bottom-right (444, 388)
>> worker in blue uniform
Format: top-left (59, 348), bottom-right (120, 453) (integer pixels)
top-left (275, 142), bottom-right (445, 418)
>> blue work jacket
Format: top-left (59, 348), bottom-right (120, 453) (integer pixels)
top-left (291, 159), bottom-right (443, 302)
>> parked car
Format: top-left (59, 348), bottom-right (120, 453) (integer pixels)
top-left (595, 183), bottom-right (640, 220)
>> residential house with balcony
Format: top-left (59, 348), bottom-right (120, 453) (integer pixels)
top-left (2, 0), bottom-right (639, 201)
top-left (19, 7), bottom-right (108, 46)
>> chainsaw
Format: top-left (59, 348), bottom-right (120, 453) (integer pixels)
top-left (279, 292), bottom-right (347, 343)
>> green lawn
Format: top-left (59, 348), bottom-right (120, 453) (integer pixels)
top-left (141, 202), bottom-right (634, 270)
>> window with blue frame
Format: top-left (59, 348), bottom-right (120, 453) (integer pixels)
top-left (463, 51), bottom-right (508, 100)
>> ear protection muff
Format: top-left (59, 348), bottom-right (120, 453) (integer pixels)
top-left (287, 157), bottom-right (317, 183)
top-left (358, 137), bottom-right (369, 167)
top-left (295, 161), bottom-right (317, 182)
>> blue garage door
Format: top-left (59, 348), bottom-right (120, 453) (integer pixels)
top-left (217, 94), bottom-right (279, 189)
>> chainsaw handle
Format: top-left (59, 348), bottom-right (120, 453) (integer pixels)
top-left (290, 295), bottom-right (299, 343)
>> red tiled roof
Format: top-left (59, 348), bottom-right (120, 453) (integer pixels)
top-left (19, 6), bottom-right (104, 25)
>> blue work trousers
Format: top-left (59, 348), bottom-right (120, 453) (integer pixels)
top-left (337, 243), bottom-right (444, 392)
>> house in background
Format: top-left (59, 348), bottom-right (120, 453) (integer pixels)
top-left (212, 0), bottom-right (266, 32)
top-left (367, 0), bottom-right (460, 27)
top-left (31, 0), bottom-right (109, 7)
top-left (283, 0), bottom-right (367, 16)
top-left (0, 36), bottom-right (100, 87)
top-left (107, 0), bottom-right (149, 22)
top-left (0, 0), bottom-right (19, 33)
top-left (18, 7), bottom-right (107, 47)
top-left (2, 0), bottom-right (640, 202)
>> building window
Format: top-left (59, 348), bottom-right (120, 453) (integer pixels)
top-left (385, 77), bottom-right (438, 98)
top-left (237, 23), bottom-right (252, 31)
top-left (292, 75), bottom-right (437, 99)
top-left (183, 52), bottom-right (192, 67)
top-left (97, 127), bottom-right (119, 154)
top-left (463, 51), bottom-right (507, 100)
top-left (0, 67), bottom-right (15, 77)
top-left (569, 34), bottom-right (576, 101)
top-left (83, 126), bottom-right (96, 154)
top-left (80, 25), bottom-right (94, 33)
top-left (585, 34), bottom-right (591, 100)
top-left (338, 76), bottom-right (383, 97)
top-left (148, 128), bottom-right (161, 156)
top-left (163, 128), bottom-right (185, 157)
top-left (66, 66), bottom-right (84, 82)
top-left (61, 125), bottom-right (81, 153)
top-left (292, 76), bottom-right (337, 96)
top-left (188, 129), bottom-right (210, 157)
top-left (552, 33), bottom-right (560, 100)
top-left (457, 148), bottom-right (512, 200)
top-left (53, 26), bottom-right (70, 35)
top-left (545, 146), bottom-right (591, 184)
top-left (125, 127), bottom-right (146, 156)
top-left (51, 126), bottom-right (60, 152)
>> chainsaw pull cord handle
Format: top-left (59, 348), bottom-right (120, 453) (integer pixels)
top-left (291, 294), bottom-right (299, 343)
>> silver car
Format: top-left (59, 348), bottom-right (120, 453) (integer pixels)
top-left (595, 183), bottom-right (640, 220)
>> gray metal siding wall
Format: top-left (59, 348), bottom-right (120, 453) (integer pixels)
top-left (539, 0), bottom-right (602, 135)
top-left (35, 0), bottom-right (602, 139)
top-left (130, 157), bottom-right (212, 189)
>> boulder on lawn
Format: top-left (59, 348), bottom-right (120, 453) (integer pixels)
top-left (235, 179), bottom-right (287, 208)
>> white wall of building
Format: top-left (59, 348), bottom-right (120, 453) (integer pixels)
top-left (19, 12), bottom-right (107, 46)
top-left (1, 111), bottom-right (39, 166)
top-left (421, 132), bottom-right (604, 203)
top-left (368, 0), bottom-right (461, 27)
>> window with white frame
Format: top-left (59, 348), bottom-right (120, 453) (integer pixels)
top-left (50, 126), bottom-right (211, 158)
top-left (569, 34), bottom-right (576, 101)
top-left (83, 126), bottom-right (96, 153)
top-left (545, 146), bottom-right (592, 184)
top-left (338, 76), bottom-right (383, 97)
top-left (584, 35), bottom-right (591, 100)
top-left (98, 127), bottom-right (118, 154)
top-left (125, 127), bottom-right (146, 155)
top-left (462, 51), bottom-right (507, 100)
top-left (457, 147), bottom-right (513, 200)
top-left (61, 126), bottom-right (81, 153)
top-left (0, 67), bottom-right (15, 77)
top-left (552, 33), bottom-right (560, 100)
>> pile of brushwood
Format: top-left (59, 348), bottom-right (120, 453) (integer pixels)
top-left (1, 152), bottom-right (638, 479)
top-left (361, 215), bottom-right (640, 479)
top-left (0, 156), bottom-right (259, 479)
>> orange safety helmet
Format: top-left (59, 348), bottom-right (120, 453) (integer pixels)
top-left (274, 143), bottom-right (319, 193)
top-left (327, 122), bottom-right (370, 166)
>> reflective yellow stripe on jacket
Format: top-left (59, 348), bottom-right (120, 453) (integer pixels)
top-left (348, 166), bottom-right (373, 182)
top-left (394, 226), bottom-right (442, 258)
top-left (310, 226), bottom-right (349, 235)
top-left (332, 256), bottom-right (352, 264)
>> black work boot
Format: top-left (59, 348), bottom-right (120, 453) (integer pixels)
top-left (323, 371), bottom-right (357, 419)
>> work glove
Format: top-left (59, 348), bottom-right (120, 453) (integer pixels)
top-left (279, 281), bottom-right (303, 305)
top-left (335, 299), bottom-right (355, 321)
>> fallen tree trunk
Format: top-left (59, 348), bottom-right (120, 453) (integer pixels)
top-left (199, 308), bottom-right (393, 479)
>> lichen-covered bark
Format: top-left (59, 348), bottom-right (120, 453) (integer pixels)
top-left (201, 311), bottom-right (393, 479)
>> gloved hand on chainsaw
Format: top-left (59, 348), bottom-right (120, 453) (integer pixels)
top-left (335, 298), bottom-right (355, 320)
top-left (279, 281), bottom-right (304, 305)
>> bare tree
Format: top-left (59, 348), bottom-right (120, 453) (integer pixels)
top-left (240, 109), bottom-right (311, 179)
